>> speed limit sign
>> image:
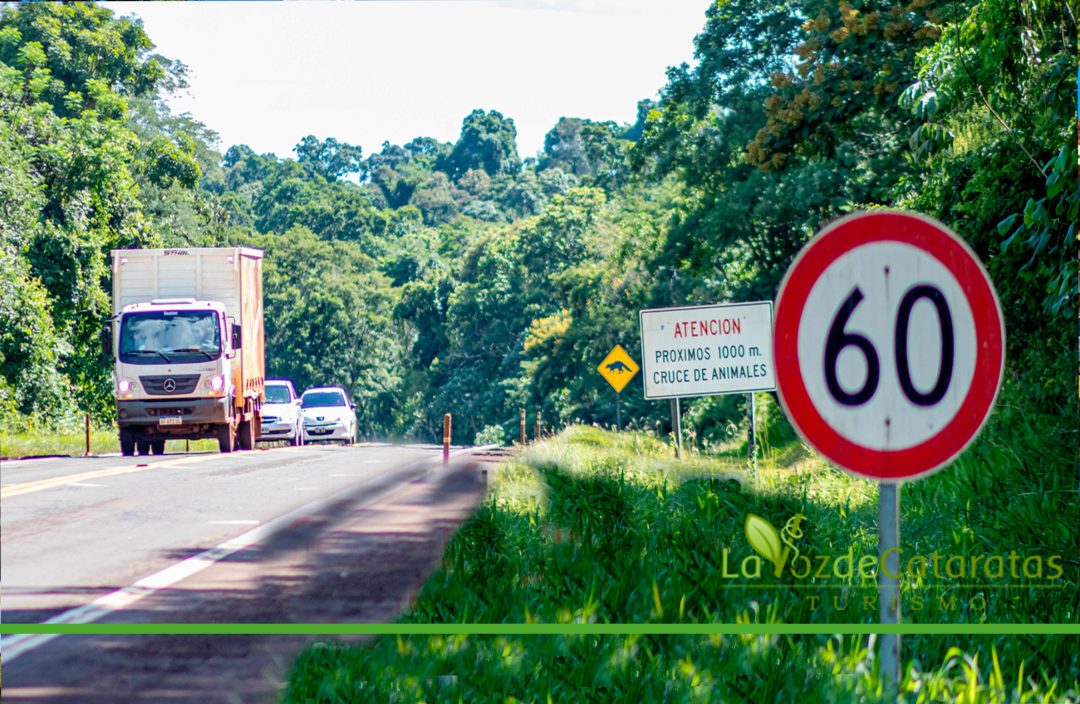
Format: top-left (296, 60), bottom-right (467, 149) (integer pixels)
top-left (774, 211), bottom-right (1005, 481)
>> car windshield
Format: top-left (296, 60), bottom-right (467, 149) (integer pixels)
top-left (119, 310), bottom-right (221, 365)
top-left (265, 385), bottom-right (292, 404)
top-left (302, 391), bottom-right (346, 408)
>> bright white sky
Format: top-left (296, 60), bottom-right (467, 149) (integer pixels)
top-left (102, 1), bottom-right (711, 161)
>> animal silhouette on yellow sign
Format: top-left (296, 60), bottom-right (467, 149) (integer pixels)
top-left (597, 344), bottom-right (640, 393)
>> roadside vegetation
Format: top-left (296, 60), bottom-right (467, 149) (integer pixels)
top-left (1, 1), bottom-right (1074, 447)
top-left (285, 399), bottom-right (1078, 702)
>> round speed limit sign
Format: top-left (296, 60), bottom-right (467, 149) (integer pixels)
top-left (774, 211), bottom-right (1005, 481)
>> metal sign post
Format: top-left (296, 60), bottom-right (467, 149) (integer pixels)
top-left (670, 397), bottom-right (682, 458)
top-left (746, 393), bottom-right (757, 483)
top-left (615, 392), bottom-right (622, 431)
top-left (878, 482), bottom-right (901, 694)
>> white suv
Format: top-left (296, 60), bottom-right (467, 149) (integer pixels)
top-left (301, 386), bottom-right (357, 444)
top-left (259, 379), bottom-right (303, 446)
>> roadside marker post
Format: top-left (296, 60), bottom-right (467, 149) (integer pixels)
top-left (773, 211), bottom-right (1005, 698)
top-left (442, 413), bottom-right (452, 466)
top-left (535, 412), bottom-right (541, 444)
top-left (84, 413), bottom-right (90, 457)
top-left (520, 408), bottom-right (526, 446)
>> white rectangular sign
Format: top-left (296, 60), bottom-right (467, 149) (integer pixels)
top-left (639, 302), bottom-right (776, 399)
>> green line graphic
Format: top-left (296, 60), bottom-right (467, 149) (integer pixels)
top-left (2, 624), bottom-right (1078, 636)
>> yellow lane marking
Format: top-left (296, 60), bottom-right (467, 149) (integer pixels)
top-left (0, 443), bottom-right (370, 500)
top-left (1, 454), bottom-right (225, 499)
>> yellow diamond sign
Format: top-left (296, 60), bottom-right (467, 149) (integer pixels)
top-left (597, 344), bottom-right (639, 393)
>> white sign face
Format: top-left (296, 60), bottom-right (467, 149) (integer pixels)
top-left (773, 211), bottom-right (1004, 481)
top-left (797, 241), bottom-right (977, 450)
top-left (639, 302), bottom-right (775, 400)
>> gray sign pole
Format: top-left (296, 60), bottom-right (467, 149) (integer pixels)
top-left (878, 482), bottom-right (901, 697)
top-left (670, 397), bottom-right (682, 458)
top-left (746, 393), bottom-right (757, 483)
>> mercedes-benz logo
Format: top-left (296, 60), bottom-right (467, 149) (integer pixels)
top-left (163, 378), bottom-right (176, 393)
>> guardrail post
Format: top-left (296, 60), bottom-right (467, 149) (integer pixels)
top-left (443, 413), bottom-right (452, 465)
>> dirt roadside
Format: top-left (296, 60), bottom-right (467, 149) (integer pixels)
top-left (1, 449), bottom-right (511, 703)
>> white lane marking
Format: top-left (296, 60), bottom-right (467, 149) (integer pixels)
top-left (207, 520), bottom-right (260, 526)
top-left (68, 483), bottom-right (104, 488)
top-left (0, 446), bottom-right (478, 662)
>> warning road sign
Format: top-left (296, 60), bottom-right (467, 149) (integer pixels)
top-left (773, 211), bottom-right (1005, 481)
top-left (598, 345), bottom-right (639, 393)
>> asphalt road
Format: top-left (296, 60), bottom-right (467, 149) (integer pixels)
top-left (2, 444), bottom-right (441, 624)
top-left (0, 442), bottom-right (494, 702)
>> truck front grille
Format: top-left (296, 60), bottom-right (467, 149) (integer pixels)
top-left (140, 374), bottom-right (200, 395)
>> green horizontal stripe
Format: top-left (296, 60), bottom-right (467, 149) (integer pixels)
top-left (2, 623), bottom-right (1078, 636)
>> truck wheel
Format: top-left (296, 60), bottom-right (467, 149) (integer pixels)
top-left (151, 439), bottom-right (166, 455)
top-left (238, 415), bottom-right (255, 451)
top-left (217, 423), bottom-right (234, 454)
top-left (136, 438), bottom-right (151, 456)
top-left (120, 428), bottom-right (136, 457)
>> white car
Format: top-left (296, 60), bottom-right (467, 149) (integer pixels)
top-left (259, 379), bottom-right (303, 446)
top-left (301, 386), bottom-right (357, 444)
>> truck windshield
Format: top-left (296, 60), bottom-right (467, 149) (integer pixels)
top-left (119, 310), bottom-right (221, 365)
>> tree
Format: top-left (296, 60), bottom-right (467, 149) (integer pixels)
top-left (295, 135), bottom-right (363, 181)
top-left (441, 109), bottom-right (521, 179)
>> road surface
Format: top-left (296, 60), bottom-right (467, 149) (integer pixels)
top-left (0, 442), bottom-right (498, 702)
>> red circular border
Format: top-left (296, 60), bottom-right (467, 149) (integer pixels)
top-left (774, 211), bottom-right (1005, 481)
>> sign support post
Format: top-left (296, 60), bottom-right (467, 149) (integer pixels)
top-left (746, 393), bottom-right (757, 483)
top-left (670, 397), bottom-right (682, 458)
top-left (615, 392), bottom-right (622, 431)
top-left (879, 482), bottom-right (901, 696)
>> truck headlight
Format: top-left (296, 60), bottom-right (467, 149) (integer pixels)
top-left (202, 374), bottom-right (226, 394)
top-left (117, 378), bottom-right (137, 393)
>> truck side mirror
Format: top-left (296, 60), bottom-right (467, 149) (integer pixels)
top-left (232, 323), bottom-right (242, 349)
top-left (101, 325), bottom-right (113, 357)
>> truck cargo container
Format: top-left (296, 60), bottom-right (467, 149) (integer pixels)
top-left (107, 247), bottom-right (265, 455)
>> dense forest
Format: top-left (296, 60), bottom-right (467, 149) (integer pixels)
top-left (0, 1), bottom-right (1075, 446)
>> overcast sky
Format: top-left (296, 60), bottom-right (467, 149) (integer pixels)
top-left (103, 1), bottom-right (711, 161)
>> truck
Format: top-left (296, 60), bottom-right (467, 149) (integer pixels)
top-left (106, 247), bottom-right (265, 456)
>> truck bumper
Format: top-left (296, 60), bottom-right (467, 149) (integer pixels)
top-left (117, 397), bottom-right (230, 429)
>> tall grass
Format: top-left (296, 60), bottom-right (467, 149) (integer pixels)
top-left (284, 382), bottom-right (1078, 702)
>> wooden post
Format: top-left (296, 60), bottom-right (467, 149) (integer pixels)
top-left (443, 413), bottom-right (452, 465)
top-left (535, 411), bottom-right (542, 443)
top-left (520, 408), bottom-right (526, 446)
top-left (84, 413), bottom-right (90, 456)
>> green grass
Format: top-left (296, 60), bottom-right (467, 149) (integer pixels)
top-left (0, 428), bottom-right (218, 459)
top-left (287, 384), bottom-right (1076, 700)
